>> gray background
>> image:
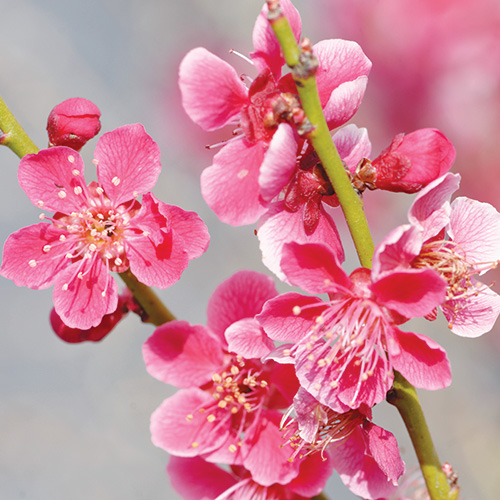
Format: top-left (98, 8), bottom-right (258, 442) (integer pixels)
top-left (1, 1), bottom-right (499, 499)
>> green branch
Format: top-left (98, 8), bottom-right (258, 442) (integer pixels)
top-left (0, 96), bottom-right (39, 158)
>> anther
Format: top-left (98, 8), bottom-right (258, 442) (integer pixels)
top-left (58, 190), bottom-right (67, 199)
top-left (293, 306), bottom-right (301, 315)
top-left (37, 201), bottom-right (44, 208)
top-left (111, 176), bottom-right (121, 186)
top-left (228, 444), bottom-right (237, 453)
top-left (72, 169), bottom-right (80, 176)
top-left (28, 259), bottom-right (37, 268)
top-left (68, 155), bottom-right (75, 163)
top-left (207, 414), bottom-right (216, 422)
top-left (74, 186), bottom-right (83, 195)
top-left (43, 245), bottom-right (51, 253)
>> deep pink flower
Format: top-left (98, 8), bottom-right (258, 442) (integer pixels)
top-left (282, 388), bottom-right (404, 499)
top-left (257, 124), bottom-right (371, 280)
top-left (355, 128), bottom-right (456, 193)
top-left (167, 453), bottom-right (333, 500)
top-left (258, 242), bottom-right (451, 412)
top-left (144, 271), bottom-right (302, 486)
top-left (0, 124), bottom-right (209, 329)
top-left (375, 172), bottom-right (500, 337)
top-left (179, 0), bottom-right (371, 225)
top-left (46, 97), bottom-right (101, 151)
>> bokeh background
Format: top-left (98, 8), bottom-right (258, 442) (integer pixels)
top-left (1, 1), bottom-right (499, 499)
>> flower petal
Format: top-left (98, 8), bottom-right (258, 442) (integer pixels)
top-left (201, 139), bottom-right (268, 225)
top-left (18, 147), bottom-right (87, 213)
top-left (95, 123), bottom-right (161, 206)
top-left (143, 321), bottom-right (224, 387)
top-left (333, 124), bottom-right (371, 174)
top-left (225, 317), bottom-right (275, 359)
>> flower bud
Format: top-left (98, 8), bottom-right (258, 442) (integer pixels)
top-left (46, 97), bottom-right (101, 151)
top-left (367, 128), bottom-right (456, 193)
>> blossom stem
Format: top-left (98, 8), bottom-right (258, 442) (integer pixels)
top-left (312, 493), bottom-right (329, 500)
top-left (0, 96), bottom-right (39, 158)
top-left (387, 372), bottom-right (459, 500)
top-left (266, 0), bottom-right (373, 268)
top-left (119, 269), bottom-right (176, 326)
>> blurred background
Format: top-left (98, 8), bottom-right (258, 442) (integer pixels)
top-left (0, 0), bottom-right (499, 498)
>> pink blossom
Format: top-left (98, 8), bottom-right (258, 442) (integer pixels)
top-left (258, 242), bottom-right (451, 412)
top-left (144, 271), bottom-right (302, 486)
top-left (179, 0), bottom-right (371, 226)
top-left (282, 388), bottom-right (404, 499)
top-left (355, 129), bottom-right (456, 193)
top-left (0, 124), bottom-right (209, 329)
top-left (167, 453), bottom-right (333, 500)
top-left (46, 97), bottom-right (101, 151)
top-left (375, 173), bottom-right (500, 337)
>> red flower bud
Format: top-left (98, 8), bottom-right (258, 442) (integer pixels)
top-left (46, 97), bottom-right (101, 151)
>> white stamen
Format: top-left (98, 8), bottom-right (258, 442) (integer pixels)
top-left (74, 186), bottom-right (83, 195)
top-left (111, 176), bottom-right (120, 186)
top-left (237, 169), bottom-right (249, 179)
top-left (43, 245), bottom-right (51, 253)
top-left (58, 190), bottom-right (67, 199)
top-left (92, 159), bottom-right (99, 165)
top-left (59, 235), bottom-right (67, 241)
top-left (96, 187), bottom-right (104, 195)
top-left (37, 200), bottom-right (44, 208)
top-left (115, 257), bottom-right (123, 266)
top-left (72, 169), bottom-right (80, 176)
top-left (28, 259), bottom-right (37, 268)
top-left (62, 283), bottom-right (69, 291)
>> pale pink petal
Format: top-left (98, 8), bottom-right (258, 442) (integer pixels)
top-left (262, 343), bottom-right (295, 364)
top-left (53, 255), bottom-right (118, 330)
top-left (281, 241), bottom-right (351, 294)
top-left (258, 202), bottom-right (344, 282)
top-left (314, 39), bottom-right (372, 110)
top-left (156, 198), bottom-right (210, 260)
top-left (251, 0), bottom-right (302, 79)
top-left (332, 124), bottom-right (371, 174)
top-left (408, 172), bottom-right (460, 240)
top-left (179, 47), bottom-right (248, 130)
top-left (126, 230), bottom-right (189, 288)
top-left (372, 224), bottom-right (424, 279)
top-left (257, 293), bottom-right (326, 343)
top-left (18, 147), bottom-right (87, 213)
top-left (225, 317), bottom-right (275, 359)
top-left (330, 427), bottom-right (400, 499)
top-left (201, 139), bottom-right (268, 225)
top-left (0, 224), bottom-right (74, 289)
top-left (293, 388), bottom-right (325, 442)
top-left (95, 123), bottom-right (161, 206)
top-left (389, 328), bottom-right (451, 390)
top-left (443, 281), bottom-right (500, 338)
top-left (143, 321), bottom-right (224, 387)
top-left (371, 268), bottom-right (446, 318)
top-left (258, 123), bottom-right (298, 201)
top-left (207, 270), bottom-right (278, 341)
top-left (449, 197), bottom-right (500, 271)
top-left (242, 411), bottom-right (301, 486)
top-left (364, 422), bottom-right (405, 485)
top-left (322, 76), bottom-right (369, 129)
top-left (151, 388), bottom-right (229, 456)
top-left (167, 456), bottom-right (236, 500)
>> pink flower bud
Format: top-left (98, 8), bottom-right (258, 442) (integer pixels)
top-left (369, 128), bottom-right (456, 193)
top-left (46, 97), bottom-right (101, 151)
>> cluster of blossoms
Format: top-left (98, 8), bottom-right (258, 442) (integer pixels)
top-left (1, 0), bottom-right (499, 499)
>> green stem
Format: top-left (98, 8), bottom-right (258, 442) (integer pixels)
top-left (267, 2), bottom-right (457, 498)
top-left (119, 269), bottom-right (176, 326)
top-left (0, 96), bottom-right (39, 158)
top-left (387, 373), bottom-right (459, 500)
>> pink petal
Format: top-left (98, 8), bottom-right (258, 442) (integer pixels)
top-left (126, 230), bottom-right (189, 289)
top-left (207, 270), bottom-right (278, 341)
top-left (257, 292), bottom-right (326, 343)
top-left (363, 422), bottom-right (405, 485)
top-left (53, 255), bottom-right (118, 329)
top-left (371, 268), bottom-right (446, 318)
top-left (225, 317), bottom-right (275, 359)
top-left (143, 321), bottom-right (224, 387)
top-left (258, 123), bottom-right (298, 201)
top-left (281, 241), bottom-right (351, 294)
top-left (408, 172), bottom-right (460, 240)
top-left (314, 39), bottom-right (371, 109)
top-left (389, 328), bottom-right (451, 390)
top-left (322, 76), bottom-right (369, 129)
top-left (156, 198), bottom-right (210, 260)
top-left (443, 281), bottom-right (500, 338)
top-left (251, 0), bottom-right (302, 79)
top-left (179, 47), bottom-right (248, 131)
top-left (151, 388), bottom-right (229, 456)
top-left (167, 456), bottom-right (236, 500)
top-left (128, 193), bottom-right (168, 246)
top-left (266, 362), bottom-right (299, 408)
top-left (0, 224), bottom-right (73, 289)
top-left (95, 124), bottom-right (161, 206)
top-left (288, 451), bottom-right (335, 497)
top-left (449, 197), bottom-right (500, 271)
top-left (18, 147), bottom-right (88, 213)
top-left (201, 139), bottom-right (268, 225)
top-left (333, 124), bottom-right (371, 174)
top-left (258, 202), bottom-right (344, 282)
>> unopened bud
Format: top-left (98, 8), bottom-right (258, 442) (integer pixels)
top-left (47, 97), bottom-right (101, 151)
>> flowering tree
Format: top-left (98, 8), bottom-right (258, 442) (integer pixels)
top-left (1, 1), bottom-right (499, 499)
